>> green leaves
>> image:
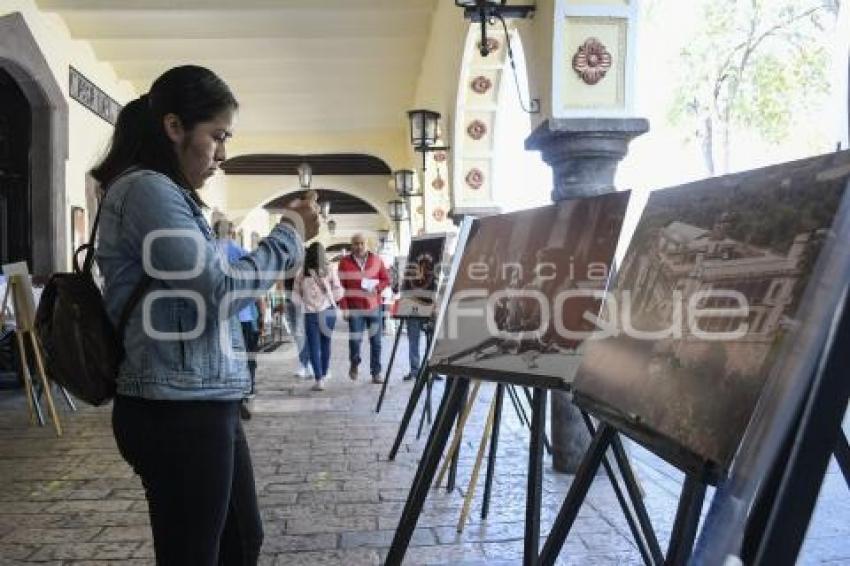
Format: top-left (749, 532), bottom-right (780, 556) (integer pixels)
top-left (661, 0), bottom-right (836, 173)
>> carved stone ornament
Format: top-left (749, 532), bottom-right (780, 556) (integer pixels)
top-left (572, 38), bottom-right (612, 86)
top-left (433, 151), bottom-right (447, 163)
top-left (477, 37), bottom-right (500, 54)
top-left (466, 119), bottom-right (488, 141)
top-left (416, 205), bottom-right (424, 215)
top-left (432, 208), bottom-right (446, 222)
top-left (432, 173), bottom-right (445, 190)
top-left (465, 168), bottom-right (484, 190)
top-left (470, 75), bottom-right (493, 94)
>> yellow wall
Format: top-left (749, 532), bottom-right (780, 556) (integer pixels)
top-left (218, 174), bottom-right (396, 228)
top-left (1, 0), bottom-right (136, 268)
top-left (227, 130), bottom-right (409, 172)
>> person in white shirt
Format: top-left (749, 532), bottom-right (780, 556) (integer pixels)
top-left (293, 242), bottom-right (344, 391)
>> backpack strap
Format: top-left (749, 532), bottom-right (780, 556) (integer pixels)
top-left (78, 167), bottom-right (140, 275)
top-left (114, 275), bottom-right (153, 356)
top-left (74, 198), bottom-right (104, 275)
top-left (78, 179), bottom-right (153, 345)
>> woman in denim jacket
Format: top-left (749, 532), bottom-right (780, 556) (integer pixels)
top-left (93, 66), bottom-right (319, 565)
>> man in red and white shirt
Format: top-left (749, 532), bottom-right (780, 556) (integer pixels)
top-left (338, 233), bottom-right (390, 383)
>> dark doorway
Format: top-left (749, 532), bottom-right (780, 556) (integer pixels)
top-left (0, 67), bottom-right (32, 270)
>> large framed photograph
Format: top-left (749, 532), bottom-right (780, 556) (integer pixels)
top-left (429, 192), bottom-right (630, 389)
top-left (395, 233), bottom-right (449, 319)
top-left (573, 151), bottom-right (850, 477)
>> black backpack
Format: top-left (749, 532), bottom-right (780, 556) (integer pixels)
top-left (34, 200), bottom-right (150, 406)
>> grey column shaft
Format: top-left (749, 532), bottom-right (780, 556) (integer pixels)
top-left (526, 117), bottom-right (648, 473)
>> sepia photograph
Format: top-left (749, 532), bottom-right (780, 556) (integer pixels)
top-left (574, 151), bottom-right (850, 470)
top-left (395, 233), bottom-right (447, 319)
top-left (430, 191), bottom-right (630, 385)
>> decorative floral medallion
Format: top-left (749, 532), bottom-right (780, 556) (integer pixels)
top-left (433, 152), bottom-right (447, 163)
top-left (572, 38), bottom-right (612, 85)
top-left (477, 37), bottom-right (500, 54)
top-left (416, 205), bottom-right (424, 215)
top-left (465, 168), bottom-right (484, 190)
top-left (433, 208), bottom-right (446, 222)
top-left (470, 75), bottom-right (492, 94)
top-left (466, 120), bottom-right (487, 141)
top-left (432, 173), bottom-right (445, 190)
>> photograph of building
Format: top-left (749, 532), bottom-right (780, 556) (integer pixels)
top-left (575, 151), bottom-right (850, 469)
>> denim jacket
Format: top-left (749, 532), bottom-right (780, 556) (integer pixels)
top-left (96, 169), bottom-right (304, 401)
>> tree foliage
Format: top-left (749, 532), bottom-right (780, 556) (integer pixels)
top-left (665, 0), bottom-right (840, 174)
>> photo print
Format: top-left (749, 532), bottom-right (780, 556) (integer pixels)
top-left (573, 151), bottom-right (850, 471)
top-left (429, 191), bottom-right (630, 387)
top-left (395, 233), bottom-right (448, 318)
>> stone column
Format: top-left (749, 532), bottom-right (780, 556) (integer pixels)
top-left (526, 117), bottom-right (647, 473)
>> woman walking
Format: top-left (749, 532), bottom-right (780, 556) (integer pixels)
top-left (93, 65), bottom-right (319, 564)
top-left (294, 242), bottom-right (343, 391)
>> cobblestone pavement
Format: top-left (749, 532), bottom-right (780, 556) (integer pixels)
top-left (0, 327), bottom-right (848, 565)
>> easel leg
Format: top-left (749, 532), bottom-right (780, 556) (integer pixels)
top-left (481, 383), bottom-right (505, 520)
top-left (58, 386), bottom-right (77, 412)
top-left (458, 391), bottom-right (498, 532)
top-left (386, 377), bottom-right (470, 566)
top-left (436, 380), bottom-right (481, 488)
top-left (581, 412), bottom-right (662, 565)
top-left (447, 383), bottom-right (470, 493)
top-left (416, 377), bottom-right (430, 440)
top-left (415, 328), bottom-right (436, 437)
top-left (609, 432), bottom-right (664, 564)
top-left (408, 377), bottom-right (455, 492)
top-left (834, 432), bottom-right (850, 488)
top-left (389, 368), bottom-right (431, 461)
top-left (13, 332), bottom-right (37, 425)
top-left (415, 373), bottom-right (435, 440)
top-left (538, 423), bottom-right (616, 566)
top-left (376, 319), bottom-right (405, 413)
top-left (426, 375), bottom-right (433, 424)
top-left (507, 385), bottom-right (530, 427)
top-left (664, 474), bottom-right (706, 565)
top-left (524, 388), bottom-right (546, 566)
top-left (522, 386), bottom-right (552, 455)
top-left (28, 333), bottom-right (62, 436)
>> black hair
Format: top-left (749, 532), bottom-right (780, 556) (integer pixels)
top-left (90, 65), bottom-right (238, 206)
top-left (304, 242), bottom-right (328, 277)
top-left (212, 219), bottom-right (233, 239)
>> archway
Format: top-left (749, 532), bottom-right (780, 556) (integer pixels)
top-left (450, 20), bottom-right (549, 220)
top-left (0, 12), bottom-right (68, 276)
top-left (0, 67), bottom-right (30, 268)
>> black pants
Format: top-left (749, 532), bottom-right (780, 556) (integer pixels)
top-left (240, 322), bottom-right (259, 395)
top-left (113, 396), bottom-right (263, 565)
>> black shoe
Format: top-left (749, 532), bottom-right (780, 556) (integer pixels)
top-left (239, 401), bottom-right (252, 420)
top-left (433, 374), bottom-right (444, 381)
top-left (403, 373), bottom-right (415, 382)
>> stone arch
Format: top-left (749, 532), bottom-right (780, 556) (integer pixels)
top-left (254, 184), bottom-right (395, 228)
top-left (0, 12), bottom-right (68, 276)
top-left (450, 19), bottom-right (544, 219)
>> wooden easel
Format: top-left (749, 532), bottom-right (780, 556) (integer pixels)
top-left (1, 274), bottom-right (63, 435)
